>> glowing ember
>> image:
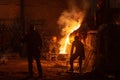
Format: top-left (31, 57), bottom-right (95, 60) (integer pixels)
top-left (58, 10), bottom-right (85, 54)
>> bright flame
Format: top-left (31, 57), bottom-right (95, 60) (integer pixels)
top-left (58, 10), bottom-right (85, 54)
top-left (59, 24), bottom-right (80, 54)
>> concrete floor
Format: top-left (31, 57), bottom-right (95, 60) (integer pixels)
top-left (0, 58), bottom-right (119, 80)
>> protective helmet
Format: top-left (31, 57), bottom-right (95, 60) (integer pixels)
top-left (74, 36), bottom-right (79, 41)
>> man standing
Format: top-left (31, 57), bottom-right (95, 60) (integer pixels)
top-left (69, 36), bottom-right (85, 73)
top-left (23, 24), bottom-right (42, 77)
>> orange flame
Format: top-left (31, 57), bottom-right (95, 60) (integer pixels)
top-left (58, 10), bottom-right (84, 54)
top-left (59, 23), bottom-right (80, 54)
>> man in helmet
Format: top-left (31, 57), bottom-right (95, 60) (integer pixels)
top-left (69, 36), bottom-right (85, 73)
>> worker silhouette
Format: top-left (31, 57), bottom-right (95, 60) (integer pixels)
top-left (48, 36), bottom-right (60, 61)
top-left (69, 36), bottom-right (85, 73)
top-left (23, 24), bottom-right (42, 77)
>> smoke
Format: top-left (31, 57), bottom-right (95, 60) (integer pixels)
top-left (67, 0), bottom-right (90, 12)
top-left (57, 0), bottom-right (90, 36)
top-left (57, 0), bottom-right (91, 53)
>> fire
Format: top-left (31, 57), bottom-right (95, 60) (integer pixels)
top-left (58, 10), bottom-right (84, 54)
top-left (59, 23), bottom-right (80, 54)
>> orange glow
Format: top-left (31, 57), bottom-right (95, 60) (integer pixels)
top-left (52, 36), bottom-right (57, 43)
top-left (59, 23), bottom-right (81, 54)
top-left (58, 10), bottom-right (85, 54)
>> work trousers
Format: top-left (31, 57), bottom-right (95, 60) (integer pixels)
top-left (70, 53), bottom-right (83, 72)
top-left (28, 56), bottom-right (42, 76)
